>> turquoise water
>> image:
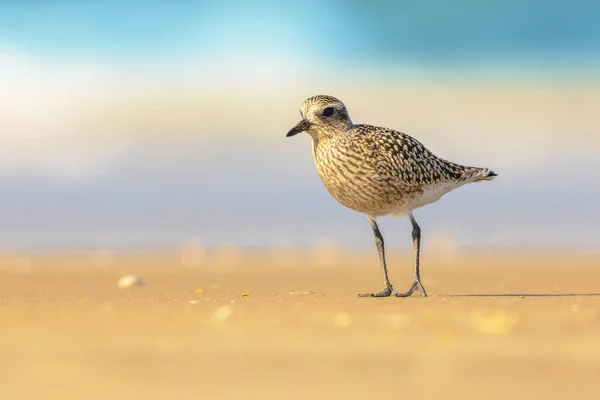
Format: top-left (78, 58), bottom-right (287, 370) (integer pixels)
top-left (1, 0), bottom-right (598, 66)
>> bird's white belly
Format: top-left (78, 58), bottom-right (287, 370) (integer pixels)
top-left (408, 181), bottom-right (463, 212)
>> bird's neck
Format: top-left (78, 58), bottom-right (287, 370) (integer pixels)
top-left (310, 137), bottom-right (319, 164)
top-left (310, 134), bottom-right (333, 161)
top-left (314, 123), bottom-right (353, 141)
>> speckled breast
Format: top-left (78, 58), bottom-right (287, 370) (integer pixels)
top-left (311, 138), bottom-right (416, 215)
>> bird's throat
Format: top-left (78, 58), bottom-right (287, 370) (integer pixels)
top-left (310, 137), bottom-right (319, 164)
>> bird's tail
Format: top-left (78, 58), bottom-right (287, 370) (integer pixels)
top-left (463, 167), bottom-right (498, 183)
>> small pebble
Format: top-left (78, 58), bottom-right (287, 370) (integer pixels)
top-left (117, 275), bottom-right (144, 288)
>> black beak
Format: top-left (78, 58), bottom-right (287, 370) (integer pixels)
top-left (286, 119), bottom-right (311, 137)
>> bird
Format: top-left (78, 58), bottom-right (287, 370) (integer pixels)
top-left (286, 95), bottom-right (496, 297)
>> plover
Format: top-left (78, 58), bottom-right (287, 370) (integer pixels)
top-left (286, 95), bottom-right (496, 297)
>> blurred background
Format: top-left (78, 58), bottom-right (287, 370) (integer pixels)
top-left (0, 0), bottom-right (599, 254)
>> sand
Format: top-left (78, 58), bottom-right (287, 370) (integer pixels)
top-left (1, 250), bottom-right (600, 399)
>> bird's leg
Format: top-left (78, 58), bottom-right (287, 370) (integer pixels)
top-left (358, 217), bottom-right (400, 298)
top-left (394, 213), bottom-right (427, 297)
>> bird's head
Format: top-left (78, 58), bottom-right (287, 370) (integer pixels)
top-left (286, 95), bottom-right (353, 140)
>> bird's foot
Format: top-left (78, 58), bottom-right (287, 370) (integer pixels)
top-left (358, 277), bottom-right (427, 298)
top-left (358, 286), bottom-right (404, 298)
top-left (394, 277), bottom-right (427, 297)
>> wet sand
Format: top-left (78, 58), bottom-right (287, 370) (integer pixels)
top-left (1, 250), bottom-right (600, 399)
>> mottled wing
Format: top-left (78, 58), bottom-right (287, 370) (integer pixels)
top-left (354, 125), bottom-right (466, 186)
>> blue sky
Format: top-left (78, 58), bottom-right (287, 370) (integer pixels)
top-left (1, 0), bottom-right (599, 69)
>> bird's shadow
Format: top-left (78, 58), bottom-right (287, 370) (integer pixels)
top-left (446, 293), bottom-right (600, 298)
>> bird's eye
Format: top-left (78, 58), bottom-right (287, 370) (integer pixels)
top-left (322, 107), bottom-right (335, 117)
